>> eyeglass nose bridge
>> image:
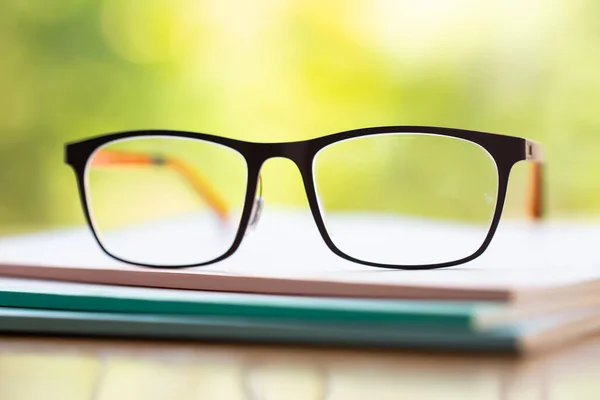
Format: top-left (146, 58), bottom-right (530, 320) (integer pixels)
top-left (251, 141), bottom-right (313, 165)
top-left (243, 142), bottom-right (316, 236)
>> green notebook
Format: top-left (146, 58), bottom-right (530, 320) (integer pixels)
top-left (0, 306), bottom-right (597, 354)
top-left (0, 278), bottom-right (598, 355)
top-left (0, 279), bottom-right (497, 330)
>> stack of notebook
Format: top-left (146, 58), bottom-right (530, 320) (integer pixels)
top-left (0, 208), bottom-right (599, 355)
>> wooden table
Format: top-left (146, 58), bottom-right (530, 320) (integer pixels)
top-left (0, 334), bottom-right (598, 400)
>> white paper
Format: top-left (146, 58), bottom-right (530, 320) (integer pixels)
top-left (1, 207), bottom-right (600, 291)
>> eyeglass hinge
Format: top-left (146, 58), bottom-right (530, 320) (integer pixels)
top-left (525, 140), bottom-right (543, 162)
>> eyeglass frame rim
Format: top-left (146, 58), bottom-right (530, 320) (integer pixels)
top-left (65, 125), bottom-right (540, 270)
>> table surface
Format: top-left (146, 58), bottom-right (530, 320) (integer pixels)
top-left (0, 333), bottom-right (599, 400)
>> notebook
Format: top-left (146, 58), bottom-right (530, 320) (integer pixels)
top-left (0, 304), bottom-right (598, 354)
top-left (0, 208), bottom-right (599, 313)
top-left (0, 208), bottom-right (599, 352)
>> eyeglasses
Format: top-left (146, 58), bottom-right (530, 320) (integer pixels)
top-left (65, 126), bottom-right (544, 270)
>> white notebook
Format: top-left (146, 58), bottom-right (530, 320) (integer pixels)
top-left (0, 207), bottom-right (599, 309)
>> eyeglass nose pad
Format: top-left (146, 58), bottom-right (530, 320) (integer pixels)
top-left (246, 175), bottom-right (263, 235)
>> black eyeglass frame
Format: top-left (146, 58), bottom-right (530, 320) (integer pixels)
top-left (65, 126), bottom-right (543, 270)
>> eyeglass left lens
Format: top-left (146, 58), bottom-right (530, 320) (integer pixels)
top-left (312, 132), bottom-right (499, 267)
top-left (85, 136), bottom-right (248, 267)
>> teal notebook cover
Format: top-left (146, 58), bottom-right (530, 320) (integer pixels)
top-left (0, 306), bottom-right (594, 354)
top-left (0, 281), bottom-right (501, 331)
top-left (0, 307), bottom-right (519, 352)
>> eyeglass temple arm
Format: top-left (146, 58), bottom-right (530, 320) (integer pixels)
top-left (91, 149), bottom-right (230, 223)
top-left (525, 140), bottom-right (544, 221)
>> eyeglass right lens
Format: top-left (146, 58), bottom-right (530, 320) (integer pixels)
top-left (85, 136), bottom-right (248, 267)
top-left (312, 132), bottom-right (499, 267)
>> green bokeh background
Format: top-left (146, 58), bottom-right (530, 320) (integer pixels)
top-left (1, 0), bottom-right (599, 235)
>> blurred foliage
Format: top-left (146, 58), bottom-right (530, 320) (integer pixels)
top-left (1, 0), bottom-right (600, 234)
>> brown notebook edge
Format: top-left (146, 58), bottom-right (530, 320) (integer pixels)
top-left (0, 262), bottom-right (512, 301)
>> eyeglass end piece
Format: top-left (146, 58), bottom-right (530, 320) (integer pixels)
top-left (525, 140), bottom-right (544, 162)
